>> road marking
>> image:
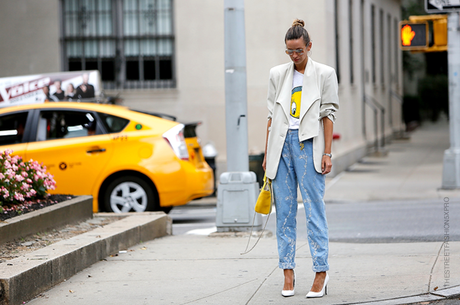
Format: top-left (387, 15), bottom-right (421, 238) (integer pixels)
top-left (325, 170), bottom-right (346, 191)
top-left (173, 222), bottom-right (215, 228)
top-left (185, 227), bottom-right (217, 235)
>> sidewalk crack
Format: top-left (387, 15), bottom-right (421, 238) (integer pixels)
top-left (427, 241), bottom-right (445, 292)
top-left (246, 266), bottom-right (278, 305)
top-left (180, 278), bottom-right (258, 305)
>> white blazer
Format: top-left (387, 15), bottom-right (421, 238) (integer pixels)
top-left (266, 58), bottom-right (339, 179)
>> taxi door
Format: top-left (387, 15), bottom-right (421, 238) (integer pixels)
top-left (25, 109), bottom-right (113, 196)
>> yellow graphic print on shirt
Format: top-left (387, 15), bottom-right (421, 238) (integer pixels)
top-left (290, 86), bottom-right (302, 118)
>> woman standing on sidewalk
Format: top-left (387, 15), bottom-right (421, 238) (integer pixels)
top-left (262, 19), bottom-right (339, 298)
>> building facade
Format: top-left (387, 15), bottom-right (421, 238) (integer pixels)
top-left (0, 0), bottom-right (403, 177)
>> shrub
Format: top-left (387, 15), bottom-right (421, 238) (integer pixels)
top-left (0, 149), bottom-right (56, 206)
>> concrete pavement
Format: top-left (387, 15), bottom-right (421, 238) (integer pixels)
top-left (25, 236), bottom-right (460, 305)
top-left (3, 212), bottom-right (171, 305)
top-left (27, 119), bottom-right (460, 305)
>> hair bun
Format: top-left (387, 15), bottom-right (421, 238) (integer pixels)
top-left (292, 19), bottom-right (305, 28)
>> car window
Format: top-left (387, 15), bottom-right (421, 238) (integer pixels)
top-left (97, 112), bottom-right (129, 133)
top-left (37, 110), bottom-right (98, 141)
top-left (0, 112), bottom-right (28, 145)
top-left (184, 124), bottom-right (198, 138)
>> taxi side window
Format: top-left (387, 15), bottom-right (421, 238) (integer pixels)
top-left (0, 112), bottom-right (28, 145)
top-left (37, 111), bottom-right (98, 141)
top-left (97, 113), bottom-right (129, 133)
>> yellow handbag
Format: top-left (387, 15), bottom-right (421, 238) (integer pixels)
top-left (254, 175), bottom-right (272, 215)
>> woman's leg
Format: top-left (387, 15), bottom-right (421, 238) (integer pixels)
top-left (293, 138), bottom-right (329, 273)
top-left (273, 131), bottom-right (299, 271)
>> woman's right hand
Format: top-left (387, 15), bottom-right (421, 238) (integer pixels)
top-left (262, 155), bottom-right (267, 171)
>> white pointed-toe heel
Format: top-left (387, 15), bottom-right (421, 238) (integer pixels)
top-left (306, 273), bottom-right (329, 298)
top-left (281, 270), bottom-right (296, 297)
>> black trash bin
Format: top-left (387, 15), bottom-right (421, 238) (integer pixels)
top-left (204, 156), bottom-right (217, 196)
top-left (249, 153), bottom-right (265, 187)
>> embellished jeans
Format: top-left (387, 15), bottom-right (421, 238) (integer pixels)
top-left (273, 129), bottom-right (329, 272)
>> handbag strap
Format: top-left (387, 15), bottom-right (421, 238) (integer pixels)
top-left (240, 175), bottom-right (274, 255)
top-left (240, 211), bottom-right (271, 255)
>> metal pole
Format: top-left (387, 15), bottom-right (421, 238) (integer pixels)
top-left (442, 12), bottom-right (460, 189)
top-left (381, 109), bottom-right (385, 148)
top-left (215, 0), bottom-right (261, 232)
top-left (224, 0), bottom-right (249, 171)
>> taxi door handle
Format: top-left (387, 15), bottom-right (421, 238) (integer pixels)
top-left (87, 148), bottom-right (106, 154)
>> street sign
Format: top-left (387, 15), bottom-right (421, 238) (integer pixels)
top-left (426, 0), bottom-right (460, 13)
top-left (399, 22), bottom-right (428, 50)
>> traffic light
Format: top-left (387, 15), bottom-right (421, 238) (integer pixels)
top-left (399, 22), bottom-right (428, 50)
top-left (433, 17), bottom-right (447, 47)
top-left (400, 15), bottom-right (448, 53)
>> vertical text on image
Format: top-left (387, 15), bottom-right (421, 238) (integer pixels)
top-left (444, 197), bottom-right (450, 287)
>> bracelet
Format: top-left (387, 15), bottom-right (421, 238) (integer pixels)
top-left (323, 153), bottom-right (332, 158)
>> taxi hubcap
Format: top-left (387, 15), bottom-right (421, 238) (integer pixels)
top-left (110, 181), bottom-right (148, 213)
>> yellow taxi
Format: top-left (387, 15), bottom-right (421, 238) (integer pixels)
top-left (0, 102), bottom-right (214, 213)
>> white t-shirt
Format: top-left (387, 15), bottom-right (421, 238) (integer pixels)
top-left (289, 70), bottom-right (303, 129)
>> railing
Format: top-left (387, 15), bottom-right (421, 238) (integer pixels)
top-left (390, 90), bottom-right (403, 104)
top-left (389, 89), bottom-right (404, 132)
top-left (365, 95), bottom-right (385, 151)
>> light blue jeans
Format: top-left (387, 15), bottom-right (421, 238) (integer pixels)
top-left (273, 129), bottom-right (329, 272)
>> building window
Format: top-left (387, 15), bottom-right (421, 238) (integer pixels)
top-left (388, 14), bottom-right (392, 87)
top-left (380, 9), bottom-right (384, 86)
top-left (61, 0), bottom-right (175, 90)
top-left (334, 0), bottom-right (341, 84)
top-left (394, 18), bottom-right (399, 85)
top-left (361, 0), bottom-right (366, 84)
top-left (371, 5), bottom-right (376, 84)
top-left (349, 0), bottom-right (354, 84)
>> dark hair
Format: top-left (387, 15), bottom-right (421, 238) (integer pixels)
top-left (284, 19), bottom-right (310, 45)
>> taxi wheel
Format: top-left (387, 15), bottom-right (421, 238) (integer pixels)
top-left (103, 176), bottom-right (156, 213)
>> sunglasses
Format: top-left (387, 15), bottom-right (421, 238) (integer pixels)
top-left (285, 49), bottom-right (305, 56)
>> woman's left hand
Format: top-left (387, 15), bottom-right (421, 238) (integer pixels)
top-left (321, 155), bottom-right (332, 175)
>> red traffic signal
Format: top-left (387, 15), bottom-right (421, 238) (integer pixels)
top-left (399, 22), bottom-right (428, 50)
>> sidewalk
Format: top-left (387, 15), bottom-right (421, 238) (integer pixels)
top-left (28, 120), bottom-right (460, 305)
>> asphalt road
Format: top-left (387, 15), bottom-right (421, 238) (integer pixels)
top-left (171, 203), bottom-right (217, 235)
top-left (171, 198), bottom-right (460, 243)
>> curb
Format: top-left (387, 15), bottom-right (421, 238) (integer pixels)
top-left (188, 197), bottom-right (217, 207)
top-left (0, 196), bottom-right (93, 245)
top-left (347, 285), bottom-right (460, 304)
top-left (0, 212), bottom-right (172, 305)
